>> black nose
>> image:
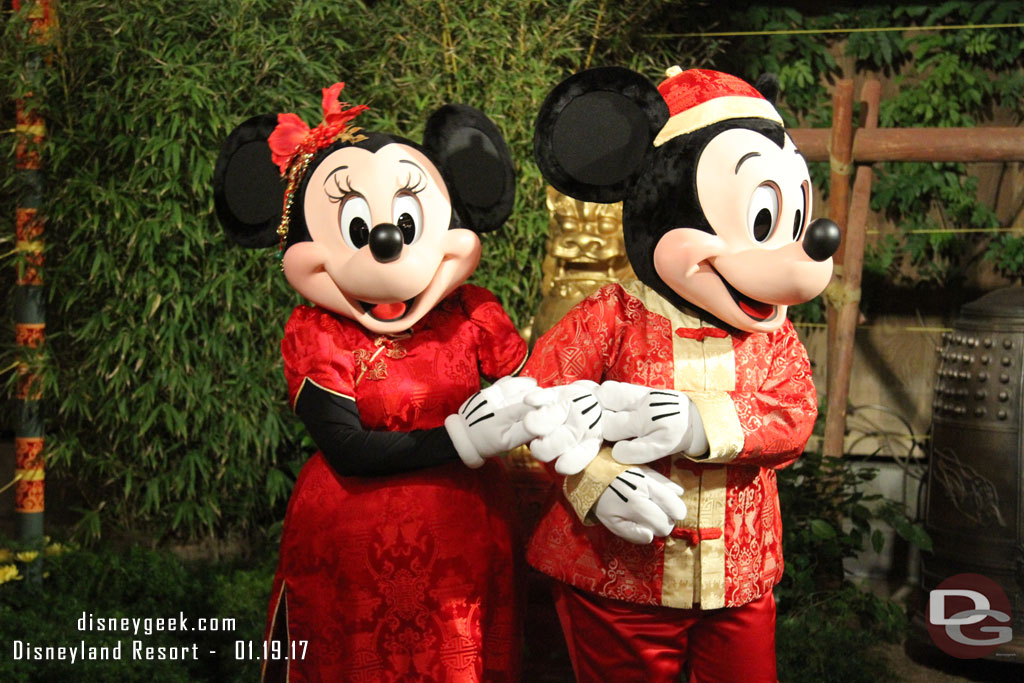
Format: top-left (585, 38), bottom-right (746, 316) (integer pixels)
top-left (803, 218), bottom-right (841, 262)
top-left (369, 223), bottom-right (403, 263)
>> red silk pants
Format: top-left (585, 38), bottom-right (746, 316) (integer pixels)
top-left (551, 582), bottom-right (777, 683)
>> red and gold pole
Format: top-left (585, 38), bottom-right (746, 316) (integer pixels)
top-left (12, 0), bottom-right (54, 554)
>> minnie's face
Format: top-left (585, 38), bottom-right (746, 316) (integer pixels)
top-left (652, 127), bottom-right (833, 333)
top-left (282, 143), bottom-right (481, 334)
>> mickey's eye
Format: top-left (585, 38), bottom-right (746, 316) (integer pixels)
top-left (793, 183), bottom-right (808, 241)
top-left (747, 183), bottom-right (780, 243)
top-left (339, 194), bottom-right (371, 250)
top-left (393, 192), bottom-right (423, 245)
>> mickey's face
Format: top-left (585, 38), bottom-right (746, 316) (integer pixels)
top-left (282, 143), bottom-right (481, 334)
top-left (652, 128), bottom-right (834, 333)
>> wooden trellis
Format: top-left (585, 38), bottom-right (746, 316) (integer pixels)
top-left (788, 78), bottom-right (1024, 457)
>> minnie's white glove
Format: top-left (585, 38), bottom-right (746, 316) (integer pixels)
top-left (444, 376), bottom-right (538, 468)
top-left (593, 466), bottom-right (687, 544)
top-left (597, 381), bottom-right (708, 464)
top-left (521, 380), bottom-right (603, 475)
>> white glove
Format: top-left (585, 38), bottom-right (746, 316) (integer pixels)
top-left (444, 376), bottom-right (538, 468)
top-left (597, 381), bottom-right (708, 464)
top-left (521, 380), bottom-right (603, 475)
top-left (593, 466), bottom-right (687, 544)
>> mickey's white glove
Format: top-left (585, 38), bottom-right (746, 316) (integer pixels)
top-left (445, 376), bottom-right (538, 468)
top-left (593, 466), bottom-right (687, 544)
top-left (597, 381), bottom-right (708, 464)
top-left (521, 380), bottom-right (603, 475)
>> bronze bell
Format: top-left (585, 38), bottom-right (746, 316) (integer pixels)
top-left (913, 287), bottom-right (1024, 659)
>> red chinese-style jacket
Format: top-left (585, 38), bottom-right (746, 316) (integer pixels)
top-left (522, 280), bottom-right (817, 610)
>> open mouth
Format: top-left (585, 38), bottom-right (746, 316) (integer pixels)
top-left (359, 297), bottom-right (415, 322)
top-left (722, 280), bottom-right (776, 322)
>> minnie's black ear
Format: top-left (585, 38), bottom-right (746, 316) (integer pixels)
top-left (213, 114), bottom-right (285, 248)
top-left (534, 66), bottom-right (669, 204)
top-left (753, 73), bottom-right (780, 106)
top-left (422, 104), bottom-right (515, 234)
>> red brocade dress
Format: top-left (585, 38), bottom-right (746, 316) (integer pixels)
top-left (263, 284), bottom-right (526, 683)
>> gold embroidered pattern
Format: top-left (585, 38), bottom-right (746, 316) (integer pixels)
top-left (725, 473), bottom-right (766, 606)
top-left (702, 333), bottom-right (736, 392)
top-left (564, 447), bottom-right (630, 524)
top-left (688, 391), bottom-right (744, 463)
top-left (354, 335), bottom-right (408, 386)
top-left (662, 461), bottom-right (701, 608)
top-left (697, 466), bottom-right (728, 609)
top-left (618, 281), bottom-right (737, 609)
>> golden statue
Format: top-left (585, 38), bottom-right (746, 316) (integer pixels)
top-left (529, 186), bottom-right (634, 342)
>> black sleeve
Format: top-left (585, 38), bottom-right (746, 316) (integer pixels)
top-left (293, 381), bottom-right (460, 477)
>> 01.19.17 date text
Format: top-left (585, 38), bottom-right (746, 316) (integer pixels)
top-left (235, 639), bottom-right (308, 661)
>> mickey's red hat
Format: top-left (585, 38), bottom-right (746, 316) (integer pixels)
top-left (653, 66), bottom-right (783, 147)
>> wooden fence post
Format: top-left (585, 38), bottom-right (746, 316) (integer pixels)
top-left (822, 80), bottom-right (881, 458)
top-left (825, 80), bottom-right (855, 389)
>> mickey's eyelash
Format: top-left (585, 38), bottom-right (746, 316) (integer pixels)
top-left (326, 172), bottom-right (358, 202)
top-left (399, 171), bottom-right (427, 195)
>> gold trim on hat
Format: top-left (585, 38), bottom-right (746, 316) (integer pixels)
top-left (653, 96), bottom-right (783, 147)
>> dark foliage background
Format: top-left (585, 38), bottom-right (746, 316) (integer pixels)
top-left (774, 449), bottom-right (930, 682)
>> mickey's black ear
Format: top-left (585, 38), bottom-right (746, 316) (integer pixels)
top-left (422, 104), bottom-right (515, 234)
top-left (213, 114), bottom-right (285, 248)
top-left (753, 73), bottom-right (780, 106)
top-left (533, 66), bottom-right (668, 204)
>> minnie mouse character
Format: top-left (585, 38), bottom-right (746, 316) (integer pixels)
top-left (213, 83), bottom-right (538, 682)
top-left (523, 66), bottom-right (841, 682)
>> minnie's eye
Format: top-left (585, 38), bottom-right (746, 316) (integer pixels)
top-left (339, 195), bottom-right (371, 249)
top-left (747, 183), bottom-right (780, 243)
top-left (393, 193), bottom-right (423, 245)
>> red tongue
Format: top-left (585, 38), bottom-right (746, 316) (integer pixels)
top-left (369, 302), bottom-right (407, 320)
top-left (739, 299), bottom-right (774, 320)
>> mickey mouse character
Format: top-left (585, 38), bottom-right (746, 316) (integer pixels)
top-left (213, 83), bottom-right (535, 683)
top-left (523, 66), bottom-right (840, 682)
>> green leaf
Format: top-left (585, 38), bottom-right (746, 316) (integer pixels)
top-left (902, 523), bottom-right (933, 552)
top-left (871, 529), bottom-right (885, 553)
top-left (810, 519), bottom-right (837, 540)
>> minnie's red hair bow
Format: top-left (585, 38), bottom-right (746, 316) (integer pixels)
top-left (268, 82), bottom-right (369, 175)
top-left (268, 83), bottom-right (369, 249)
